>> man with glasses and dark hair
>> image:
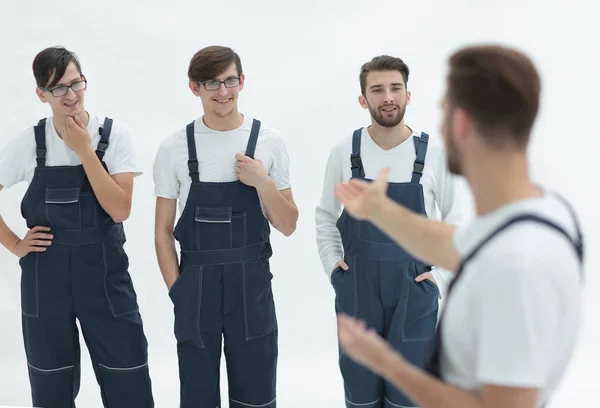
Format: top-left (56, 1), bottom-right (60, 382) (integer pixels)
top-left (0, 46), bottom-right (154, 407)
top-left (153, 45), bottom-right (298, 408)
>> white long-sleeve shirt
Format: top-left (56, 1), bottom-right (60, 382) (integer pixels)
top-left (315, 127), bottom-right (467, 299)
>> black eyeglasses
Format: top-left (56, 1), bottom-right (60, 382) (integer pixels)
top-left (197, 77), bottom-right (240, 91)
top-left (40, 79), bottom-right (87, 97)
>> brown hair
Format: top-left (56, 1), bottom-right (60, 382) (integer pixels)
top-left (188, 46), bottom-right (243, 82)
top-left (32, 46), bottom-right (83, 88)
top-left (359, 55), bottom-right (410, 95)
top-left (446, 45), bottom-right (541, 148)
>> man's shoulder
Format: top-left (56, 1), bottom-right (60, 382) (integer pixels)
top-left (461, 194), bottom-right (583, 278)
top-left (249, 117), bottom-right (285, 143)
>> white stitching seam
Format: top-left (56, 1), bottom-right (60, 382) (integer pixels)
top-left (384, 397), bottom-right (418, 408)
top-left (28, 362), bottom-right (74, 373)
top-left (97, 362), bottom-right (148, 371)
top-left (230, 397), bottom-right (276, 407)
top-left (346, 397), bottom-right (380, 407)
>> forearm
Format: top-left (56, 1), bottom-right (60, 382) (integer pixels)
top-left (257, 179), bottom-right (298, 236)
top-left (380, 354), bottom-right (483, 408)
top-left (155, 229), bottom-right (180, 289)
top-left (315, 207), bottom-right (344, 276)
top-left (79, 147), bottom-right (131, 222)
top-left (371, 196), bottom-right (460, 272)
top-left (0, 214), bottom-right (20, 255)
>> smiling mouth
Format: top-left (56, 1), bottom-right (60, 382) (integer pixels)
top-left (214, 98), bottom-right (232, 104)
top-left (381, 106), bottom-right (397, 112)
top-left (64, 100), bottom-right (79, 108)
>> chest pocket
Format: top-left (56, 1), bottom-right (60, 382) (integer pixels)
top-left (194, 206), bottom-right (247, 250)
top-left (45, 187), bottom-right (81, 230)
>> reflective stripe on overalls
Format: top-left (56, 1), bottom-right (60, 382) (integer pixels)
top-left (333, 128), bottom-right (440, 408)
top-left (19, 118), bottom-right (154, 408)
top-left (427, 196), bottom-right (585, 408)
top-left (169, 118), bottom-right (277, 408)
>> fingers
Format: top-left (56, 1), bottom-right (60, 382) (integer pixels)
top-left (30, 232), bottom-right (53, 240)
top-left (415, 272), bottom-right (429, 282)
top-left (28, 246), bottom-right (48, 252)
top-left (30, 225), bottom-right (51, 233)
top-left (30, 240), bottom-right (52, 247)
top-left (235, 153), bottom-right (250, 162)
top-left (73, 114), bottom-right (84, 128)
top-left (378, 167), bottom-right (390, 181)
top-left (335, 185), bottom-right (354, 204)
top-left (415, 272), bottom-right (437, 285)
top-left (340, 260), bottom-right (349, 270)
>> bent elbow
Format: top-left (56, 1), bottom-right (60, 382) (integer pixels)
top-left (110, 206), bottom-right (132, 224)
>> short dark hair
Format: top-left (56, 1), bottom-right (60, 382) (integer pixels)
top-left (359, 55), bottom-right (410, 95)
top-left (188, 46), bottom-right (243, 82)
top-left (32, 46), bottom-right (82, 89)
top-left (446, 45), bottom-right (541, 148)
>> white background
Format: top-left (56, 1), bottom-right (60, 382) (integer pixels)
top-left (0, 0), bottom-right (598, 406)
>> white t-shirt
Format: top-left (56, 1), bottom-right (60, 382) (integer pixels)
top-left (441, 193), bottom-right (583, 406)
top-left (152, 115), bottom-right (291, 214)
top-left (315, 127), bottom-right (466, 298)
top-left (0, 115), bottom-right (142, 189)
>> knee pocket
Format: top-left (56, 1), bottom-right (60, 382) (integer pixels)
top-left (102, 242), bottom-right (140, 318)
top-left (169, 265), bottom-right (205, 347)
top-left (242, 259), bottom-right (277, 341)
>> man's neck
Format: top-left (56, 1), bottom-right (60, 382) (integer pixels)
top-left (202, 111), bottom-right (244, 131)
top-left (467, 151), bottom-right (542, 216)
top-left (367, 121), bottom-right (412, 151)
top-left (53, 111), bottom-right (90, 138)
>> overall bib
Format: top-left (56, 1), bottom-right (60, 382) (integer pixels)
top-left (19, 118), bottom-right (154, 408)
top-left (427, 196), bottom-right (584, 408)
top-left (333, 128), bottom-right (440, 408)
top-left (169, 119), bottom-right (277, 408)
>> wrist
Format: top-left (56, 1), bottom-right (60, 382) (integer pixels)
top-left (256, 176), bottom-right (275, 192)
top-left (380, 349), bottom-right (408, 378)
top-left (9, 237), bottom-right (21, 256)
top-left (78, 143), bottom-right (96, 161)
top-left (370, 195), bottom-right (393, 223)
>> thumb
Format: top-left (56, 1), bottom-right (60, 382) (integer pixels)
top-left (415, 273), bottom-right (426, 282)
top-left (374, 167), bottom-right (390, 190)
top-left (73, 114), bottom-right (85, 129)
top-left (378, 167), bottom-right (390, 182)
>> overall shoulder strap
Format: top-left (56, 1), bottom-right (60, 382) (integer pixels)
top-left (411, 132), bottom-right (429, 184)
top-left (34, 118), bottom-right (47, 167)
top-left (455, 213), bottom-right (584, 291)
top-left (96, 117), bottom-right (113, 161)
top-left (245, 119), bottom-right (261, 159)
top-left (350, 128), bottom-right (364, 179)
top-left (185, 121), bottom-right (200, 183)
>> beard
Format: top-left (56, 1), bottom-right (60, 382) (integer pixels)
top-left (445, 130), bottom-right (463, 175)
top-left (368, 102), bottom-right (407, 128)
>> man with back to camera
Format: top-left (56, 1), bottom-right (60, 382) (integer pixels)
top-left (334, 44), bottom-right (584, 408)
top-left (0, 46), bottom-right (154, 408)
top-left (315, 54), bottom-right (465, 408)
top-left (153, 45), bottom-right (298, 408)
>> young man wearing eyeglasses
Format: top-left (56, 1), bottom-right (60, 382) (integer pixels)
top-left (0, 46), bottom-right (154, 407)
top-left (153, 45), bottom-right (298, 408)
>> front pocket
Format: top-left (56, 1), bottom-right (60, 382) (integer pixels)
top-left (331, 257), bottom-right (357, 317)
top-left (402, 264), bottom-right (439, 342)
top-left (168, 266), bottom-right (204, 347)
top-left (19, 253), bottom-right (39, 318)
top-left (243, 260), bottom-right (277, 341)
top-left (102, 242), bottom-right (140, 318)
top-left (195, 206), bottom-right (246, 250)
top-left (45, 187), bottom-right (81, 230)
